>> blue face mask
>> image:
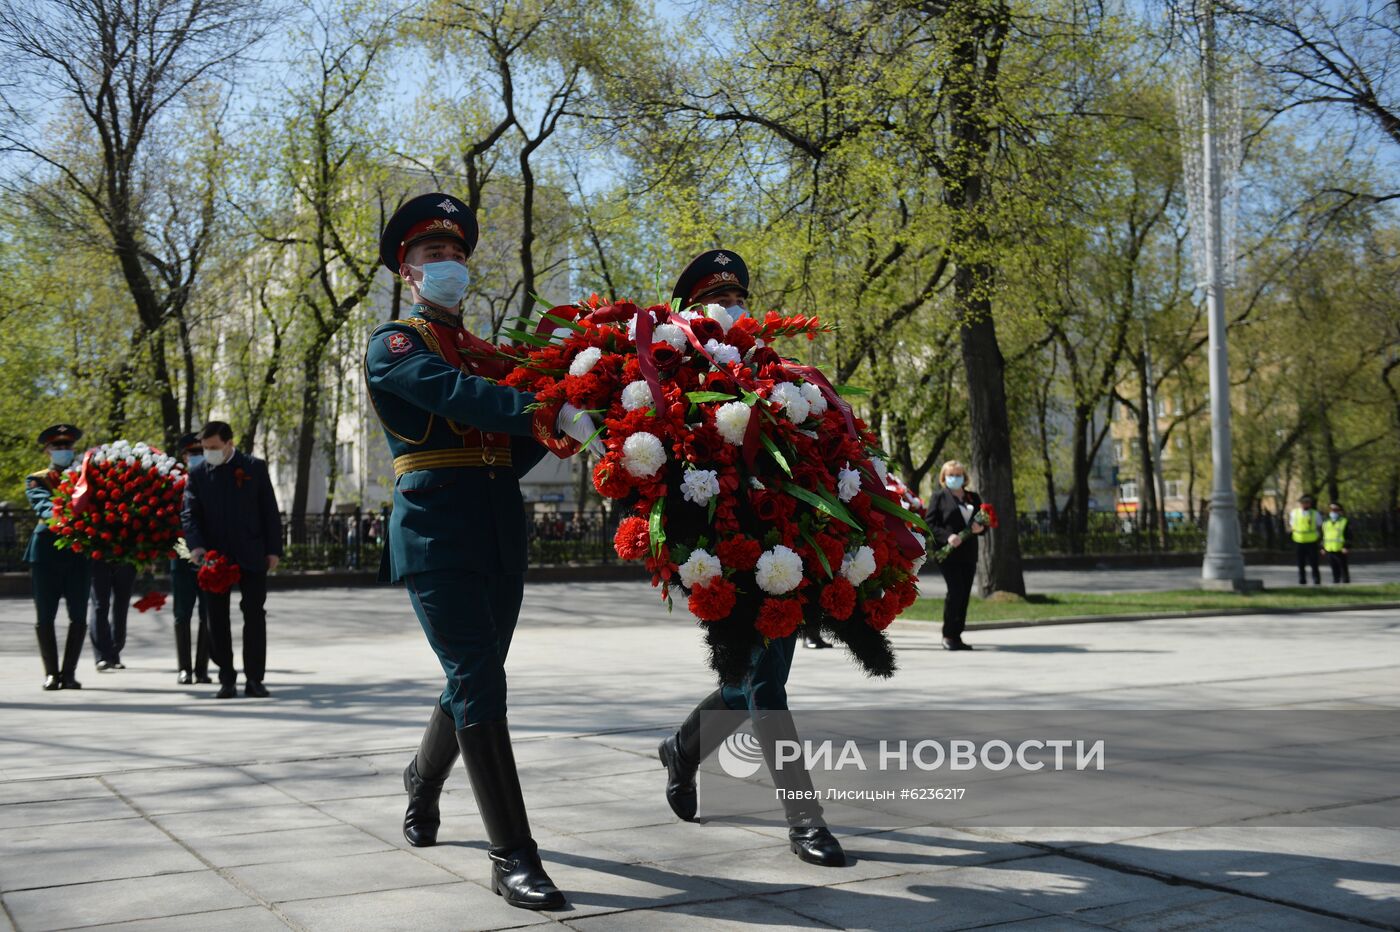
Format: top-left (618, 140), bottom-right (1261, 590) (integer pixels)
top-left (946, 474), bottom-right (965, 490)
top-left (50, 449), bottom-right (75, 468)
top-left (412, 261), bottom-right (470, 308)
top-left (187, 454), bottom-right (205, 470)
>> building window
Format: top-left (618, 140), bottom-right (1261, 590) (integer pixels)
top-left (1165, 480), bottom-right (1182, 499)
top-left (1120, 481), bottom-right (1138, 501)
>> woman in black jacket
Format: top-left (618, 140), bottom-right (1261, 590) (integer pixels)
top-left (926, 460), bottom-right (986, 650)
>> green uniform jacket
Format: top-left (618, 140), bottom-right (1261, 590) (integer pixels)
top-left (364, 318), bottom-right (553, 582)
top-left (23, 468), bottom-right (83, 567)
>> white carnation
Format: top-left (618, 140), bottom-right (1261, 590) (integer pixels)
top-left (678, 547), bottom-right (723, 589)
top-left (800, 382), bottom-right (828, 416)
top-left (769, 382), bottom-right (812, 424)
top-left (715, 401), bottom-right (751, 445)
top-left (680, 468), bottom-right (721, 506)
top-left (755, 544), bottom-right (805, 595)
top-left (568, 346), bottom-right (603, 377)
top-left (675, 308), bottom-right (702, 322)
top-left (621, 380), bottom-right (656, 412)
top-left (749, 477), bottom-right (766, 490)
top-left (840, 545), bottom-right (878, 585)
top-left (836, 466), bottom-right (862, 503)
top-left (653, 322), bottom-right (687, 351)
top-left (622, 432), bottom-right (666, 477)
top-left (704, 304), bottom-right (733, 332)
top-left (705, 339), bottom-right (741, 366)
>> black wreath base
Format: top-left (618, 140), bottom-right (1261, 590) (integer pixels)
top-left (644, 463), bottom-right (900, 684)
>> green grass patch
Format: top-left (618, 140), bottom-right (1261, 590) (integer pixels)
top-left (903, 583), bottom-right (1400, 625)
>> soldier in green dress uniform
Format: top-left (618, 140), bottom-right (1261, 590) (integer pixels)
top-left (364, 193), bottom-right (596, 911)
top-left (24, 424), bottom-right (90, 691)
top-left (656, 251), bottom-right (845, 867)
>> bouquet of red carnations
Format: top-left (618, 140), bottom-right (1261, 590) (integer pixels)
top-left (196, 550), bottom-right (241, 594)
top-left (493, 295), bottom-right (929, 680)
top-left (47, 440), bottom-right (186, 568)
top-left (934, 503), bottom-right (998, 562)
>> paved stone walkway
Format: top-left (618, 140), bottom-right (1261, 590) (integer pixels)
top-left (1, 575), bottom-right (1397, 930)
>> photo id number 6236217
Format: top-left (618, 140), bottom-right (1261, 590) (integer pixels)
top-left (905, 787), bottom-right (966, 801)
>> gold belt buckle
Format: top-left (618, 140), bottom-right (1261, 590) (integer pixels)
top-left (482, 447), bottom-right (497, 466)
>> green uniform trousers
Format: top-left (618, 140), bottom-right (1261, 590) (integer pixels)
top-left (721, 633), bottom-right (797, 713)
top-left (405, 569), bottom-right (525, 728)
top-left (32, 556), bottom-right (90, 641)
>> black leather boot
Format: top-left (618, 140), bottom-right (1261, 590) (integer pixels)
top-left (37, 624), bottom-right (61, 690)
top-left (403, 705), bottom-right (457, 847)
top-left (456, 720), bottom-right (565, 910)
top-left (175, 621), bottom-right (192, 679)
top-left (59, 620), bottom-right (85, 689)
top-left (753, 710), bottom-right (846, 867)
top-left (658, 688), bottom-right (738, 822)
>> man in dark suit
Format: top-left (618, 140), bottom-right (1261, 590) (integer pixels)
top-left (180, 421), bottom-right (283, 698)
top-left (927, 459), bottom-right (986, 650)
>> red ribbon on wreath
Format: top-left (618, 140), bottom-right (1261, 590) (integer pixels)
top-left (197, 550), bottom-right (241, 594)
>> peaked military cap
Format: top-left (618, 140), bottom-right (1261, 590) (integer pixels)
top-left (178, 432), bottom-right (202, 453)
top-left (672, 249), bottom-right (749, 305)
top-left (37, 424), bottom-right (82, 446)
top-left (379, 193), bottom-right (479, 272)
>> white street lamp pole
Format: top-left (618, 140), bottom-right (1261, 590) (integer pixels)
top-left (1197, 4), bottom-right (1256, 590)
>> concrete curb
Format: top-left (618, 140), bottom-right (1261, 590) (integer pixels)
top-left (949, 600), bottom-right (1400, 631)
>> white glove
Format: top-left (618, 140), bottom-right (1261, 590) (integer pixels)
top-left (556, 403), bottom-right (605, 456)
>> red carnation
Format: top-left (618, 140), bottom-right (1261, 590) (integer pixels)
top-left (862, 597), bottom-right (897, 631)
top-left (613, 517), bottom-right (651, 561)
top-left (688, 577), bottom-right (737, 621)
top-left (819, 577), bottom-right (857, 620)
top-left (716, 536), bottom-right (761, 571)
top-left (592, 457), bottom-right (631, 499)
top-left (197, 551), bottom-right (241, 594)
top-left (756, 598), bottom-right (803, 639)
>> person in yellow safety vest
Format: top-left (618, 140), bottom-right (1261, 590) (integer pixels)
top-left (1322, 502), bottom-right (1350, 584)
top-left (1288, 494), bottom-right (1323, 585)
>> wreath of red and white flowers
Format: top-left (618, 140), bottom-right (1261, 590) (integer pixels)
top-left (47, 440), bottom-right (186, 568)
top-left (490, 295), bottom-right (929, 678)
